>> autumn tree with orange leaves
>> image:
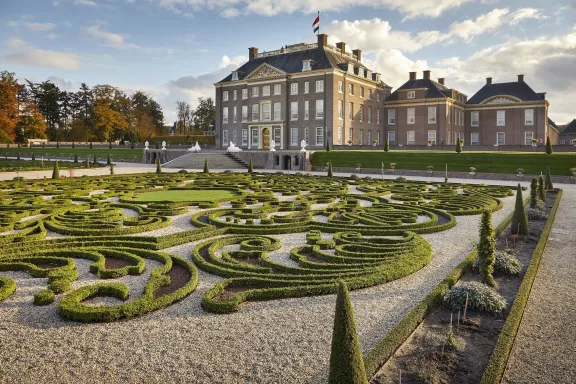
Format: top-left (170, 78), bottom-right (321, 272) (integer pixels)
top-left (0, 70), bottom-right (20, 143)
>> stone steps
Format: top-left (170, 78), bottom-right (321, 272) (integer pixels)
top-left (163, 153), bottom-right (246, 170)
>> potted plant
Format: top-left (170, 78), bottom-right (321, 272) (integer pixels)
top-left (347, 139), bottom-right (353, 146)
top-left (469, 167), bottom-right (476, 175)
top-left (531, 138), bottom-right (538, 147)
top-left (355, 163), bottom-right (362, 172)
top-left (427, 165), bottom-right (434, 173)
top-left (459, 138), bottom-right (464, 147)
top-left (372, 140), bottom-right (377, 146)
top-left (517, 168), bottom-right (524, 177)
top-left (390, 162), bottom-right (396, 171)
top-left (571, 167), bottom-right (576, 178)
top-left (427, 140), bottom-right (432, 147)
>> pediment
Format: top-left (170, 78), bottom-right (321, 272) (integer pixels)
top-left (481, 95), bottom-right (522, 105)
top-left (245, 63), bottom-right (286, 81)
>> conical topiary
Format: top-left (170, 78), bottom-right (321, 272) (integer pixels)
top-left (203, 158), bottom-right (209, 174)
top-left (511, 184), bottom-right (529, 235)
top-left (156, 158), bottom-right (162, 174)
top-left (545, 166), bottom-right (553, 190)
top-left (72, 142), bottom-right (75, 148)
top-left (326, 139), bottom-right (331, 152)
top-left (74, 153), bottom-right (78, 163)
top-left (545, 136), bottom-right (553, 155)
top-left (384, 138), bottom-right (390, 152)
top-left (248, 158), bottom-right (254, 173)
top-left (32, 152), bottom-right (36, 161)
top-left (538, 175), bottom-right (545, 201)
top-left (106, 154), bottom-right (111, 166)
top-left (328, 160), bottom-right (334, 178)
top-left (52, 161), bottom-right (60, 179)
top-left (477, 210), bottom-right (496, 286)
top-left (56, 142), bottom-right (60, 148)
top-left (456, 139), bottom-right (462, 153)
top-left (110, 162), bottom-right (115, 175)
top-left (130, 141), bottom-right (135, 149)
top-left (85, 157), bottom-right (90, 168)
top-left (93, 154), bottom-right (97, 167)
top-left (17, 152), bottom-right (20, 160)
top-left (109, 141), bottom-right (112, 149)
top-left (530, 177), bottom-right (538, 208)
top-left (328, 281), bottom-right (369, 384)
top-left (89, 141), bottom-right (93, 149)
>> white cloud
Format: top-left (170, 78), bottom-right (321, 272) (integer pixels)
top-left (86, 25), bottom-right (125, 45)
top-left (6, 37), bottom-right (29, 48)
top-left (74, 0), bottom-right (97, 6)
top-left (53, 1), bottom-right (61, 6)
top-left (47, 33), bottom-right (59, 39)
top-left (218, 55), bottom-right (247, 69)
top-left (221, 8), bottom-right (240, 18)
top-left (23, 22), bottom-right (56, 32)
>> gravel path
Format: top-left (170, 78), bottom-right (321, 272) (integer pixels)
top-left (502, 187), bottom-right (576, 384)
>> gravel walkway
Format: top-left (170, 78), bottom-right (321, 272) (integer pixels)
top-left (502, 187), bottom-right (576, 384)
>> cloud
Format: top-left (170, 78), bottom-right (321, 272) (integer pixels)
top-left (6, 37), bottom-right (29, 48)
top-left (221, 8), bottom-right (240, 18)
top-left (47, 33), bottom-right (59, 39)
top-left (218, 55), bottom-right (247, 69)
top-left (74, 0), bottom-right (97, 6)
top-left (85, 25), bottom-right (174, 55)
top-left (23, 22), bottom-right (56, 32)
top-left (86, 25), bottom-right (125, 45)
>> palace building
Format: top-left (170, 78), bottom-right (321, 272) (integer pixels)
top-left (214, 33), bottom-right (392, 150)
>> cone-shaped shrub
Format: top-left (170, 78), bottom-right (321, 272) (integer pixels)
top-left (156, 158), bottom-right (162, 174)
top-left (477, 210), bottom-right (496, 286)
top-left (130, 141), bottom-right (135, 149)
top-left (74, 153), bottom-right (78, 163)
top-left (529, 177), bottom-right (538, 208)
top-left (72, 142), bottom-right (75, 148)
top-left (17, 143), bottom-right (20, 148)
top-left (545, 136), bottom-right (553, 155)
top-left (248, 158), bottom-right (254, 173)
top-left (456, 139), bottom-right (462, 153)
top-left (31, 152), bottom-right (36, 161)
top-left (93, 154), bottom-right (97, 167)
top-left (52, 161), bottom-right (60, 179)
top-left (56, 142), bottom-right (60, 148)
top-left (326, 140), bottom-right (331, 152)
top-left (106, 154), bottom-right (111, 166)
top-left (89, 141), bottom-right (93, 149)
top-left (109, 141), bottom-right (112, 149)
top-left (328, 160), bottom-right (334, 178)
top-left (538, 175), bottom-right (545, 201)
top-left (203, 158), bottom-right (209, 174)
top-left (511, 184), bottom-right (529, 235)
top-left (17, 152), bottom-right (20, 160)
top-left (384, 138), bottom-right (390, 152)
top-left (110, 162), bottom-right (115, 175)
top-left (545, 166), bottom-right (553, 189)
top-left (85, 157), bottom-right (89, 168)
top-left (328, 281), bottom-right (368, 384)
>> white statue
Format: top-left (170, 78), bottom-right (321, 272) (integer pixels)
top-left (300, 139), bottom-right (307, 152)
top-left (144, 141), bottom-right (149, 150)
top-left (187, 141), bottom-right (201, 152)
top-left (161, 141), bottom-right (167, 150)
top-left (269, 140), bottom-right (276, 152)
top-left (227, 142), bottom-right (242, 153)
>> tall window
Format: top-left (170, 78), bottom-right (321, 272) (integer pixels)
top-left (367, 107), bottom-right (372, 123)
top-left (377, 108), bottom-right (380, 124)
top-left (291, 83), bottom-right (298, 95)
top-left (376, 92), bottom-right (380, 102)
top-left (274, 84), bottom-right (281, 95)
top-left (388, 131), bottom-right (396, 145)
top-left (233, 90), bottom-right (237, 100)
top-left (262, 103), bottom-right (271, 121)
top-left (262, 85), bottom-right (270, 97)
top-left (252, 87), bottom-right (259, 97)
top-left (337, 127), bottom-right (343, 145)
top-left (470, 132), bottom-right (479, 145)
top-left (316, 80), bottom-right (324, 92)
top-left (349, 102), bottom-right (353, 120)
top-left (233, 106), bottom-right (237, 123)
top-left (291, 102), bottom-right (298, 120)
top-left (525, 109), bottom-right (534, 125)
top-left (291, 128), bottom-right (298, 146)
top-left (407, 130), bottom-right (415, 145)
top-left (349, 83), bottom-right (354, 95)
top-left (251, 128), bottom-right (259, 147)
top-left (367, 130), bottom-right (371, 145)
top-left (315, 127), bottom-right (324, 146)
top-left (428, 130), bottom-right (436, 144)
top-left (368, 89), bottom-right (372, 99)
top-left (407, 91), bottom-right (415, 99)
top-left (428, 106), bottom-right (436, 124)
top-left (273, 103), bottom-right (281, 121)
top-left (359, 105), bottom-right (364, 122)
top-left (242, 88), bottom-right (248, 99)
top-left (338, 81), bottom-right (343, 93)
top-left (388, 109), bottom-right (395, 124)
top-left (471, 111), bottom-right (479, 127)
top-left (232, 129), bottom-right (237, 144)
top-left (305, 127), bottom-right (309, 144)
top-left (222, 107), bottom-right (229, 124)
top-left (377, 130), bottom-right (380, 145)
top-left (447, 107), bottom-right (451, 124)
top-left (223, 91), bottom-right (229, 101)
top-left (497, 132), bottom-right (505, 145)
top-left (242, 129), bottom-right (248, 146)
top-left (304, 81), bottom-right (309, 94)
top-left (525, 131), bottom-right (534, 145)
top-left (316, 100), bottom-right (324, 119)
top-left (274, 127), bottom-right (281, 147)
top-left (302, 60), bottom-right (311, 71)
top-left (242, 106), bottom-right (248, 122)
top-left (304, 101), bottom-right (309, 120)
top-left (360, 87), bottom-right (364, 98)
top-left (338, 100), bottom-right (343, 119)
top-left (252, 104), bottom-right (259, 121)
top-left (348, 128), bottom-right (353, 144)
top-left (407, 108), bottom-right (415, 124)
top-left (222, 130), bottom-right (229, 145)
top-left (232, 71), bottom-right (238, 81)
top-left (497, 110), bottom-right (505, 126)
top-left (359, 129), bottom-right (364, 145)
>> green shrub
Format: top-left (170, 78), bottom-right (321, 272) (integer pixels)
top-left (545, 166), bottom-right (553, 189)
top-left (511, 184), bottom-right (529, 235)
top-left (203, 158), bottom-right (209, 174)
top-left (529, 177), bottom-right (537, 208)
top-left (34, 289), bottom-right (55, 305)
top-left (538, 175), bottom-right (545, 201)
top-left (545, 136), bottom-right (553, 155)
top-left (52, 160), bottom-right (60, 179)
top-left (475, 249), bottom-right (523, 276)
top-left (443, 282), bottom-right (507, 314)
top-left (477, 210), bottom-right (496, 286)
top-left (0, 277), bottom-right (16, 302)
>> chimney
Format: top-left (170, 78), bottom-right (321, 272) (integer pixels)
top-left (423, 70), bottom-right (431, 79)
top-left (335, 42), bottom-right (346, 54)
top-left (409, 72), bottom-right (416, 80)
top-left (248, 47), bottom-right (258, 61)
top-left (352, 49), bottom-right (362, 62)
top-left (486, 77), bottom-right (492, 85)
top-left (438, 78), bottom-right (445, 86)
top-left (518, 74), bottom-right (524, 82)
top-left (317, 33), bottom-right (328, 48)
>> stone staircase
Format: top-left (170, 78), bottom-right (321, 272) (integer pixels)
top-left (163, 152), bottom-right (247, 170)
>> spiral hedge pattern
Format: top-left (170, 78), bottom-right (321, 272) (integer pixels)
top-left (0, 172), bottom-right (516, 320)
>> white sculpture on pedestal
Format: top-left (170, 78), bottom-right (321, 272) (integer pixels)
top-left (188, 141), bottom-right (202, 152)
top-left (227, 142), bottom-right (242, 153)
top-left (269, 140), bottom-right (276, 152)
top-left (300, 139), bottom-right (307, 152)
top-left (144, 141), bottom-right (149, 150)
top-left (161, 141), bottom-right (167, 150)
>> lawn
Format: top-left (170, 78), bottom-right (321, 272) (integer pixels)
top-left (131, 189), bottom-right (238, 202)
top-left (0, 159), bottom-right (100, 172)
top-left (1, 147), bottom-right (143, 162)
top-left (312, 150), bottom-right (576, 176)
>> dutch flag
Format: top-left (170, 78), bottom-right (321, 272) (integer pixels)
top-left (312, 12), bottom-right (319, 33)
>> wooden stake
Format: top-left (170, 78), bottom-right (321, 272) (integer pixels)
top-left (450, 312), bottom-right (453, 330)
top-left (463, 293), bottom-right (469, 320)
top-left (399, 369), bottom-right (402, 384)
top-left (457, 310), bottom-right (460, 330)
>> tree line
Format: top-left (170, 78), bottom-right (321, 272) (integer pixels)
top-left (175, 98), bottom-right (215, 135)
top-left (0, 70), bottom-right (165, 144)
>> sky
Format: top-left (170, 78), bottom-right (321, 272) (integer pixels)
top-left (0, 0), bottom-right (575, 124)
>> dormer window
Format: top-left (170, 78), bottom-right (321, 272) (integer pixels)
top-left (375, 73), bottom-right (381, 82)
top-left (347, 64), bottom-right (354, 74)
top-left (302, 60), bottom-right (312, 72)
top-left (231, 71), bottom-right (238, 81)
top-left (367, 70), bottom-right (372, 80)
top-left (358, 67), bottom-right (364, 77)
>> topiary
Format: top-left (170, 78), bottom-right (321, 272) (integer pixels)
top-left (326, 139), bottom-right (331, 152)
top-left (156, 158), bottom-right (162, 174)
top-left (34, 289), bottom-right (55, 305)
top-left (444, 282), bottom-right (507, 314)
top-left (456, 139), bottom-right (462, 153)
top-left (529, 177), bottom-right (537, 208)
top-left (511, 183), bottom-right (529, 235)
top-left (52, 160), bottom-right (60, 179)
top-left (203, 158), bottom-right (209, 174)
top-left (538, 175), bottom-right (545, 201)
top-left (89, 141), bottom-right (93, 149)
top-left (248, 158), bottom-right (254, 173)
top-left (384, 137), bottom-right (390, 152)
top-left (31, 152), bottom-right (36, 161)
top-left (93, 154), bottom-right (97, 167)
top-left (107, 154), bottom-right (111, 166)
top-left (74, 153), bottom-right (78, 163)
top-left (477, 210), bottom-right (496, 286)
top-left (328, 160), bottom-right (334, 178)
top-left (545, 136), bottom-right (553, 155)
top-left (328, 281), bottom-right (369, 384)
top-left (110, 162), bottom-right (115, 175)
top-left (545, 166), bottom-right (553, 190)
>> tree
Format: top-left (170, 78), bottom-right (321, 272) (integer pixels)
top-left (545, 166), bottom-right (553, 190)
top-left (156, 158), bottom-right (162, 174)
top-left (248, 158), bottom-right (254, 173)
top-left (192, 97), bottom-right (215, 132)
top-left (538, 175), bottom-right (545, 201)
top-left (477, 210), bottom-right (496, 286)
top-left (511, 184), bottom-right (529, 235)
top-left (52, 160), bottom-right (60, 179)
top-left (456, 138), bottom-right (463, 153)
top-left (27, 80), bottom-right (61, 140)
top-left (328, 281), bottom-right (368, 384)
top-left (328, 160), bottom-right (334, 178)
top-left (0, 71), bottom-right (20, 143)
top-left (15, 102), bottom-right (47, 143)
top-left (203, 158), bottom-right (209, 174)
top-left (384, 138), bottom-right (390, 152)
top-left (545, 136), bottom-right (553, 155)
top-left (530, 177), bottom-right (538, 208)
top-left (176, 101), bottom-right (192, 134)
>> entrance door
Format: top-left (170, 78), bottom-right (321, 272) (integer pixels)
top-left (283, 155), bottom-right (291, 170)
top-left (262, 128), bottom-right (270, 149)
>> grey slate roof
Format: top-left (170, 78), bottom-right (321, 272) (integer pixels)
top-left (561, 119), bottom-right (576, 134)
top-left (548, 118), bottom-right (559, 131)
top-left (385, 78), bottom-right (449, 101)
top-left (467, 81), bottom-right (545, 104)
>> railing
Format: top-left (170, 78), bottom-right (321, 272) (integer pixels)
top-left (257, 43), bottom-right (318, 58)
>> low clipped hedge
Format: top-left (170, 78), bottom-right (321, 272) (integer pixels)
top-left (0, 276), bottom-right (16, 302)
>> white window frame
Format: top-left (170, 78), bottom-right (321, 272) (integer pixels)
top-left (233, 90), bottom-right (237, 100)
top-left (304, 101), bottom-right (309, 120)
top-left (348, 128), bottom-right (353, 144)
top-left (367, 130), bottom-right (371, 145)
top-left (262, 85), bottom-right (270, 97)
top-left (471, 111), bottom-right (479, 127)
top-left (261, 102), bottom-right (271, 121)
top-left (367, 106), bottom-right (372, 123)
top-left (222, 130), bottom-right (229, 145)
top-left (223, 91), bottom-right (229, 101)
top-left (242, 88), bottom-right (248, 100)
top-left (338, 100), bottom-right (343, 120)
top-left (232, 129), bottom-right (237, 144)
top-left (428, 106), bottom-right (436, 124)
top-left (315, 80), bottom-right (324, 93)
top-left (222, 107), bottom-right (229, 124)
top-left (316, 100), bottom-right (324, 119)
top-left (251, 128), bottom-right (259, 147)
top-left (274, 84), bottom-right (281, 95)
top-left (388, 109), bottom-right (395, 125)
top-left (471, 132), bottom-right (479, 145)
top-left (291, 83), bottom-right (298, 95)
top-left (338, 81), bottom-right (343, 93)
top-left (407, 130), bottom-right (415, 145)
top-left (388, 131), bottom-right (396, 145)
top-left (252, 87), bottom-right (259, 97)
top-left (291, 101), bottom-right (298, 120)
top-left (376, 92), bottom-right (380, 102)
top-left (337, 127), bottom-right (343, 145)
top-left (305, 127), bottom-right (309, 144)
top-left (273, 127), bottom-right (281, 147)
top-left (359, 129), bottom-right (363, 145)
top-left (241, 105), bottom-right (248, 122)
top-left (349, 102), bottom-right (353, 120)
top-left (377, 130), bottom-right (380, 145)
top-left (241, 129), bottom-right (248, 146)
top-left (231, 71), bottom-right (238, 81)
top-left (407, 91), bottom-right (415, 99)
top-left (360, 87), bottom-right (364, 98)
top-left (377, 108), bottom-right (380, 124)
top-left (359, 105), bottom-right (364, 122)
top-left (525, 109), bottom-right (534, 126)
top-left (497, 110), bottom-right (505, 126)
top-left (273, 102), bottom-right (281, 121)
top-left (291, 128), bottom-right (298, 146)
top-left (315, 127), bottom-right (324, 146)
top-left (525, 131), bottom-right (534, 145)
top-left (251, 104), bottom-right (259, 121)
top-left (428, 130), bottom-right (436, 144)
top-left (349, 83), bottom-right (353, 95)
top-left (302, 60), bottom-right (311, 71)
top-left (233, 106), bottom-right (237, 123)
top-left (497, 132), bottom-right (505, 146)
top-left (407, 108), bottom-right (415, 124)
top-left (368, 89), bottom-right (372, 99)
top-left (304, 81), bottom-right (309, 94)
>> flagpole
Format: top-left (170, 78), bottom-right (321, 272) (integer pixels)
top-left (317, 11), bottom-right (319, 36)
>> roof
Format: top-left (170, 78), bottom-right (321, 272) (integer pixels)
top-left (385, 78), bottom-right (450, 101)
top-left (548, 118), bottom-right (559, 130)
top-left (467, 81), bottom-right (545, 104)
top-left (217, 46), bottom-right (389, 88)
top-left (560, 119), bottom-right (576, 134)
